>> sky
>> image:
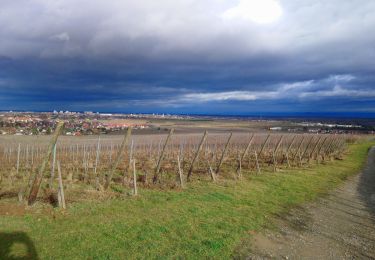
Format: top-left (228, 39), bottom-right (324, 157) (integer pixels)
top-left (0, 0), bottom-right (374, 116)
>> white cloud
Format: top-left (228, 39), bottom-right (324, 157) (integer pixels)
top-left (175, 74), bottom-right (371, 103)
top-left (222, 0), bottom-right (283, 24)
top-left (327, 74), bottom-right (355, 82)
top-left (181, 90), bottom-right (277, 102)
top-left (279, 80), bottom-right (314, 91)
top-left (50, 32), bottom-right (70, 42)
top-left (299, 85), bottom-right (375, 98)
top-left (0, 0), bottom-right (374, 66)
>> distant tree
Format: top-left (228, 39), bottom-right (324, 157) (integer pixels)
top-left (46, 127), bottom-right (52, 135)
top-left (32, 128), bottom-right (39, 135)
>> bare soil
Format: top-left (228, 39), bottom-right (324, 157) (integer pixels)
top-left (244, 147), bottom-right (375, 259)
top-left (0, 203), bottom-right (26, 216)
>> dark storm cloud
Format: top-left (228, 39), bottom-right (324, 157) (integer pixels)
top-left (0, 0), bottom-right (374, 114)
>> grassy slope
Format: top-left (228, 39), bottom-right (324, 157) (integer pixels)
top-left (0, 141), bottom-right (373, 259)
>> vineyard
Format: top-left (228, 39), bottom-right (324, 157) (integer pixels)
top-left (0, 123), bottom-right (351, 208)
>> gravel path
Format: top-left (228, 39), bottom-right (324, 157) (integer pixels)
top-left (247, 147), bottom-right (375, 259)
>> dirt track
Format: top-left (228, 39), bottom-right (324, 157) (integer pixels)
top-left (246, 147), bottom-right (375, 259)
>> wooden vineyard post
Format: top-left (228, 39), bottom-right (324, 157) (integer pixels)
top-left (129, 140), bottom-right (134, 167)
top-left (18, 180), bottom-right (25, 202)
top-left (31, 146), bottom-right (34, 168)
top-left (207, 160), bottom-right (217, 182)
top-left (16, 143), bottom-right (20, 177)
top-left (27, 121), bottom-right (64, 205)
top-left (237, 134), bottom-right (254, 172)
top-left (177, 155), bottom-right (185, 188)
top-left (104, 127), bottom-right (132, 190)
top-left (94, 136), bottom-right (101, 188)
top-left (316, 136), bottom-right (328, 163)
top-left (254, 151), bottom-right (261, 175)
top-left (49, 144), bottom-right (57, 188)
top-left (285, 151), bottom-right (290, 168)
top-left (187, 131), bottom-right (208, 181)
top-left (124, 140), bottom-right (134, 186)
top-left (216, 132), bottom-right (233, 174)
top-left (153, 128), bottom-right (174, 183)
top-left (273, 135), bottom-right (284, 171)
top-left (57, 161), bottom-right (66, 209)
top-left (132, 159), bottom-right (137, 196)
top-left (298, 150), bottom-right (303, 167)
top-left (284, 135), bottom-right (296, 165)
top-left (272, 151), bottom-right (277, 172)
top-left (83, 145), bottom-right (88, 183)
top-left (308, 136), bottom-right (323, 163)
top-left (301, 136), bottom-right (314, 163)
top-left (9, 169), bottom-right (15, 187)
top-left (237, 154), bottom-right (242, 179)
top-left (25, 145), bottom-right (29, 170)
top-left (286, 135), bottom-right (297, 154)
top-left (322, 137), bottom-right (333, 160)
top-left (259, 134), bottom-right (271, 157)
top-left (274, 135), bottom-right (284, 154)
top-left (293, 136), bottom-right (306, 160)
top-left (109, 143), bottom-right (113, 164)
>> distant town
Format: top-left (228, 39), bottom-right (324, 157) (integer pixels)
top-left (0, 111), bottom-right (373, 136)
top-left (0, 111), bottom-right (195, 136)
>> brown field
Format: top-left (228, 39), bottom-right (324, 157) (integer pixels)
top-left (143, 118), bottom-right (290, 134)
top-left (0, 127), bottom-right (350, 204)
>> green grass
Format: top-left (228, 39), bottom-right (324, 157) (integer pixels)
top-left (0, 141), bottom-right (373, 259)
